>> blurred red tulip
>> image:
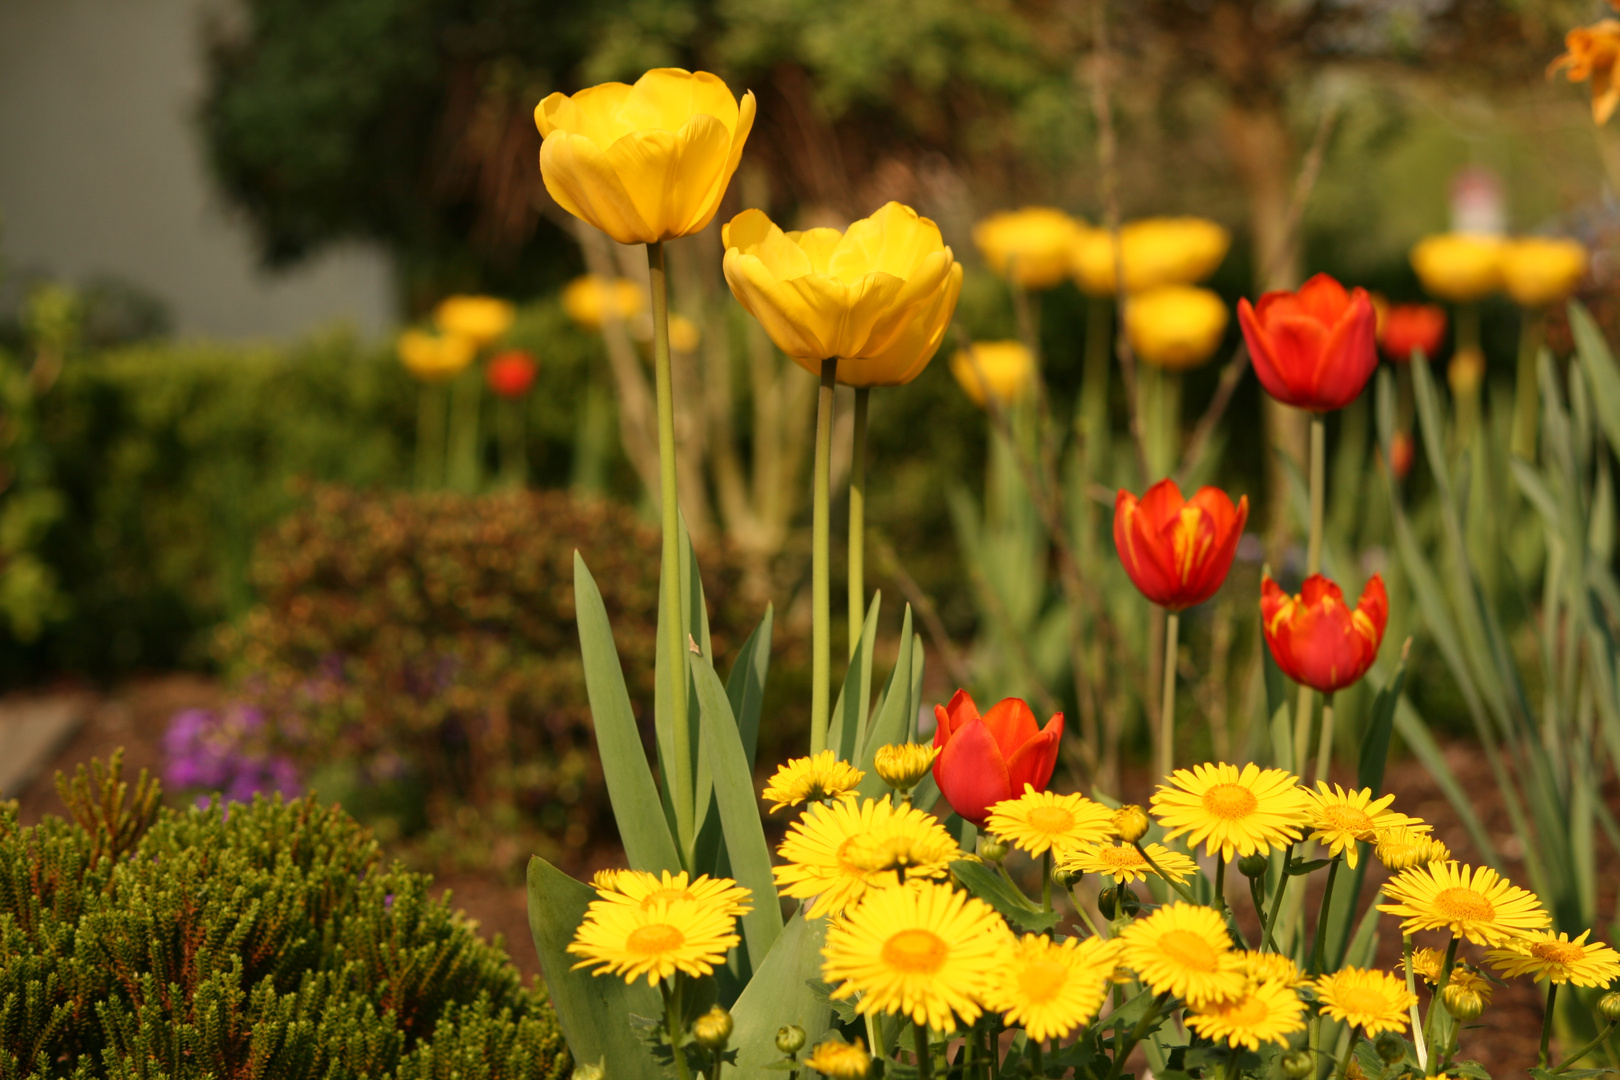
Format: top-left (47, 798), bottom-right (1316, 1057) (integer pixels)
top-left (1237, 273), bottom-right (1378, 412)
top-left (1114, 479), bottom-right (1248, 612)
top-left (1388, 431), bottom-right (1415, 480)
top-left (931, 690), bottom-right (1062, 828)
top-left (1379, 304), bottom-right (1447, 363)
top-left (1260, 573), bottom-right (1388, 693)
top-left (486, 350), bottom-right (538, 398)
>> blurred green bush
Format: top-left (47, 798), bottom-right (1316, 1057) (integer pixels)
top-left (0, 755), bottom-right (571, 1079)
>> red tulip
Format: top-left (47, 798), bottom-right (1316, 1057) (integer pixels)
top-left (1379, 303), bottom-right (1447, 363)
top-left (486, 350), bottom-right (539, 398)
top-left (1237, 273), bottom-right (1378, 412)
top-left (1114, 479), bottom-right (1249, 612)
top-left (931, 690), bottom-right (1062, 828)
top-left (1260, 573), bottom-right (1389, 694)
top-left (1387, 431), bottom-right (1415, 481)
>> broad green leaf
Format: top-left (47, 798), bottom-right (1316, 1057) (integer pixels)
top-left (526, 856), bottom-right (663, 1080)
top-left (725, 605), bottom-right (774, 770)
top-left (855, 606), bottom-right (916, 797)
top-left (574, 553), bottom-right (681, 873)
top-left (1392, 699), bottom-right (1499, 868)
top-left (830, 592), bottom-right (882, 762)
top-left (727, 912), bottom-right (833, 1078)
top-left (1571, 299), bottom-right (1620, 455)
top-left (949, 858), bottom-right (1059, 931)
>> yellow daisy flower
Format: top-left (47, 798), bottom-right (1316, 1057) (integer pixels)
top-left (590, 868), bottom-right (624, 893)
top-left (1314, 967), bottom-right (1418, 1036)
top-left (804, 1038), bottom-right (872, 1079)
top-left (1447, 965), bottom-right (1495, 1005)
top-left (762, 751), bottom-right (865, 813)
top-left (1238, 949), bottom-right (1308, 988)
top-left (872, 743), bottom-right (940, 792)
top-left (1486, 930), bottom-right (1620, 987)
top-left (1306, 784), bottom-right (1422, 868)
top-left (1374, 825), bottom-right (1448, 871)
top-left (1186, 979), bottom-right (1307, 1049)
top-left (1150, 762), bottom-right (1310, 861)
top-left (595, 869), bottom-right (753, 918)
top-left (1378, 862), bottom-right (1549, 946)
top-left (1402, 946), bottom-right (1446, 985)
top-left (568, 897), bottom-right (740, 986)
top-left (821, 880), bottom-right (1012, 1031)
top-left (775, 797), bottom-right (959, 918)
top-left (1117, 901), bottom-right (1246, 1005)
top-left (1057, 842), bottom-right (1197, 885)
top-left (982, 934), bottom-right (1123, 1042)
top-left (985, 785), bottom-right (1117, 856)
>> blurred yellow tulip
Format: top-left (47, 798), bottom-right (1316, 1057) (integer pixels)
top-left (563, 274), bottom-right (646, 329)
top-left (434, 295), bottom-right (514, 347)
top-left (1448, 346), bottom-right (1487, 396)
top-left (721, 202), bottom-right (964, 387)
top-left (1499, 237), bottom-right (1588, 307)
top-left (398, 330), bottom-right (477, 382)
top-left (1071, 217), bottom-right (1230, 296)
top-left (1409, 234), bottom-right (1502, 303)
top-left (536, 68), bottom-right (756, 245)
top-left (950, 341), bottom-right (1036, 408)
top-left (1125, 285), bottom-right (1229, 371)
top-left (972, 207), bottom-right (1086, 290)
top-left (630, 311), bottom-right (703, 352)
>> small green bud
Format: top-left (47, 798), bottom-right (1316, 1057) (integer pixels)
top-left (1374, 1031), bottom-right (1406, 1065)
top-left (1440, 984), bottom-right (1485, 1022)
top-left (1116, 885), bottom-right (1141, 917)
top-left (1238, 852), bottom-right (1270, 879)
top-left (1097, 886), bottom-right (1117, 920)
top-left (1053, 865), bottom-right (1082, 889)
top-left (1281, 1049), bottom-right (1314, 1079)
top-left (978, 835), bottom-right (1009, 863)
top-left (1597, 991), bottom-right (1620, 1025)
top-left (694, 1005), bottom-right (732, 1050)
top-left (776, 1024), bottom-right (807, 1055)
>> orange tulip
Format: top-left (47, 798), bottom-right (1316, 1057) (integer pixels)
top-left (1237, 273), bottom-right (1378, 412)
top-left (931, 690), bottom-right (1062, 828)
top-left (1260, 573), bottom-right (1388, 694)
top-left (1549, 19), bottom-right (1620, 125)
top-left (1114, 480), bottom-right (1248, 612)
top-left (1379, 304), bottom-right (1447, 364)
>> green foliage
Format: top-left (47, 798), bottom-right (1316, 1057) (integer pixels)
top-left (0, 756), bottom-right (570, 1080)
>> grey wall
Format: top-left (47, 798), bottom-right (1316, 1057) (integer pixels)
top-left (0, 0), bottom-right (395, 339)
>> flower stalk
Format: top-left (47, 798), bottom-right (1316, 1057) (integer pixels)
top-left (810, 358), bottom-right (838, 754)
top-left (849, 387), bottom-right (869, 658)
top-left (1538, 981), bottom-right (1558, 1068)
top-left (416, 383), bottom-right (447, 490)
top-left (1294, 412), bottom-right (1326, 775)
top-left (1513, 307), bottom-right (1544, 460)
top-left (1159, 611), bottom-right (1180, 782)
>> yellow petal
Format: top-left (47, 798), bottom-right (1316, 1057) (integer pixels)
top-left (793, 228), bottom-right (848, 275)
top-left (812, 270), bottom-right (908, 357)
top-left (537, 82), bottom-right (635, 146)
top-left (540, 131), bottom-right (654, 244)
top-left (617, 68), bottom-right (738, 134)
top-left (722, 251), bottom-right (835, 360)
top-left (598, 117), bottom-right (732, 241)
top-left (828, 202), bottom-right (944, 282)
top-left (731, 211), bottom-right (815, 280)
top-left (841, 261), bottom-right (962, 387)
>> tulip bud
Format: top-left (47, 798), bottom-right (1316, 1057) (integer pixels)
top-left (572, 1064), bottom-right (605, 1080)
top-left (873, 743), bottom-right (939, 793)
top-left (1238, 853), bottom-right (1270, 880)
top-left (1282, 1050), bottom-right (1314, 1079)
top-left (1441, 984), bottom-right (1485, 1022)
top-left (1114, 805), bottom-right (1150, 843)
top-left (776, 1025), bottom-right (807, 1055)
top-left (979, 835), bottom-right (1009, 864)
top-left (1597, 991), bottom-right (1620, 1024)
top-left (1374, 1031), bottom-right (1406, 1065)
top-left (694, 1005), bottom-right (733, 1050)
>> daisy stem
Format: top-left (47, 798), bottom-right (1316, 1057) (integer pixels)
top-left (1553, 1020), bottom-right (1616, 1072)
top-left (1213, 854), bottom-right (1227, 914)
top-left (1070, 886), bottom-right (1110, 938)
top-left (1105, 991), bottom-right (1170, 1080)
top-left (1539, 981), bottom-right (1558, 1068)
top-left (1423, 936), bottom-right (1460, 1077)
top-left (848, 387), bottom-right (868, 658)
top-left (1309, 855), bottom-right (1341, 976)
top-left (1335, 1031), bottom-right (1361, 1080)
top-left (1158, 612), bottom-right (1180, 782)
top-left (1133, 842), bottom-right (1198, 905)
top-left (661, 976), bottom-right (693, 1080)
top-left (1042, 849), bottom-right (1054, 912)
top-left (810, 357), bottom-right (838, 755)
top-left (1403, 936), bottom-right (1429, 1072)
top-left (1261, 843), bottom-right (1293, 952)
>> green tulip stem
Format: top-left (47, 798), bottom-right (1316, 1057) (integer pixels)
top-left (1294, 411), bottom-right (1326, 775)
top-left (811, 358), bottom-right (838, 755)
top-left (447, 365), bottom-right (483, 493)
top-left (1513, 306), bottom-right (1545, 460)
top-left (1082, 295), bottom-right (1112, 478)
top-left (649, 239), bottom-right (694, 867)
top-left (1158, 611), bottom-right (1180, 782)
top-left (1314, 692), bottom-right (1336, 786)
top-left (1309, 854), bottom-right (1341, 975)
top-left (848, 387), bottom-right (869, 659)
top-left (1539, 981), bottom-right (1557, 1068)
top-left (1404, 936), bottom-right (1429, 1072)
top-left (914, 1021), bottom-right (933, 1080)
top-left (497, 396), bottom-right (528, 489)
top-left (416, 382), bottom-right (447, 490)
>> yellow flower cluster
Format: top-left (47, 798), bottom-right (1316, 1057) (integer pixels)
top-left (1410, 233), bottom-right (1588, 307)
top-left (396, 295), bottom-right (516, 383)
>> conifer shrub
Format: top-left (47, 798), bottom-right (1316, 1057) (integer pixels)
top-left (0, 755), bottom-right (570, 1080)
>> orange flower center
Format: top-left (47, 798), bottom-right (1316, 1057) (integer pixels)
top-left (1432, 887), bottom-right (1495, 923)
top-left (1202, 783), bottom-right (1259, 820)
top-left (1222, 992), bottom-right (1271, 1025)
top-left (1320, 804), bottom-right (1373, 833)
top-left (883, 928), bottom-right (947, 975)
top-left (1029, 806), bottom-right (1077, 835)
top-left (837, 835), bottom-right (879, 876)
top-left (1157, 929), bottom-right (1220, 973)
top-left (626, 923), bottom-right (686, 956)
top-left (1101, 846), bottom-right (1147, 869)
top-left (1017, 958), bottom-right (1071, 1004)
top-left (1530, 940), bottom-right (1586, 966)
top-left (1335, 985), bottom-right (1393, 1018)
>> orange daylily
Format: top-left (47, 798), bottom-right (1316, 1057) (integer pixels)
top-left (1550, 20), bottom-right (1620, 124)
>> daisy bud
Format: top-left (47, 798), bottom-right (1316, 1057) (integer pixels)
top-left (1238, 852), bottom-right (1270, 879)
top-left (1114, 805), bottom-right (1150, 843)
top-left (572, 1064), bottom-right (605, 1080)
top-left (1345, 1058), bottom-right (1367, 1080)
top-left (1440, 984), bottom-right (1485, 1022)
top-left (873, 742), bottom-right (939, 793)
top-left (1374, 1031), bottom-right (1406, 1065)
top-left (979, 835), bottom-right (1009, 863)
top-left (1596, 991), bottom-right (1620, 1024)
top-left (776, 1024), bottom-right (807, 1055)
top-left (1282, 1050), bottom-right (1314, 1079)
top-left (1054, 865), bottom-right (1082, 889)
top-left (694, 1005), bottom-right (733, 1050)
top-left (804, 1037), bottom-right (871, 1079)
top-left (1097, 886), bottom-right (1118, 920)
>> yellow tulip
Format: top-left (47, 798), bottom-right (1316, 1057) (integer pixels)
top-left (1409, 233), bottom-right (1502, 303)
top-left (434, 295), bottom-right (514, 347)
top-left (721, 202), bottom-right (964, 387)
top-left (535, 68), bottom-right (756, 245)
top-left (1071, 217), bottom-right (1230, 296)
top-left (950, 341), bottom-right (1036, 408)
top-left (1448, 346), bottom-right (1486, 396)
top-left (630, 312), bottom-right (703, 352)
top-left (397, 330), bottom-right (477, 382)
top-left (972, 207), bottom-right (1086, 290)
top-left (1499, 237), bottom-right (1588, 307)
top-left (1125, 285), bottom-right (1229, 371)
top-left (563, 274), bottom-right (646, 329)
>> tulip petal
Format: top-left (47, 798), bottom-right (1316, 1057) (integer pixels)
top-left (1293, 273), bottom-right (1352, 325)
top-left (841, 259), bottom-right (962, 387)
top-left (722, 252), bottom-right (833, 360)
top-left (933, 718), bottom-right (1011, 826)
top-left (1239, 298), bottom-right (1291, 407)
top-left (539, 132), bottom-right (654, 245)
top-left (599, 118), bottom-right (731, 241)
top-left (933, 689), bottom-right (980, 749)
top-left (793, 228), bottom-right (848, 275)
top-left (536, 82), bottom-right (634, 144)
top-left (979, 698), bottom-right (1040, 758)
top-left (1004, 714), bottom-right (1064, 794)
top-left (616, 68), bottom-right (737, 134)
top-left (1307, 293), bottom-right (1378, 410)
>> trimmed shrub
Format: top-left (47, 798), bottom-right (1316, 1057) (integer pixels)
top-left (0, 754), bottom-right (570, 1079)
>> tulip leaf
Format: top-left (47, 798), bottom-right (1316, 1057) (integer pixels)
top-left (724, 604), bottom-right (774, 770)
top-left (653, 516), bottom-right (706, 863)
top-left (574, 552), bottom-right (681, 873)
top-left (910, 772), bottom-right (942, 818)
top-left (950, 859), bottom-right (1058, 931)
top-left (1261, 629), bottom-right (1292, 772)
top-left (830, 592), bottom-right (882, 763)
top-left (693, 652), bottom-right (783, 970)
top-left (855, 605), bottom-right (915, 799)
top-left (726, 911), bottom-right (833, 1079)
top-left (1392, 698), bottom-right (1499, 868)
top-left (526, 855), bottom-right (663, 1080)
top-left (1570, 299), bottom-right (1620, 454)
